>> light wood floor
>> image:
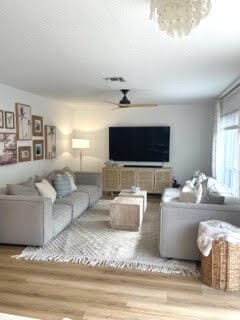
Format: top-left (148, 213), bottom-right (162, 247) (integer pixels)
top-left (0, 246), bottom-right (240, 320)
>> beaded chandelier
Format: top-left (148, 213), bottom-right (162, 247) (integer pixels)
top-left (150, 0), bottom-right (211, 37)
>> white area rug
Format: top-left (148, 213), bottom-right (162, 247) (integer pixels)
top-left (15, 200), bottom-right (199, 276)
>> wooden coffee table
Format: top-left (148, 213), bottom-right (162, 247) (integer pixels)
top-left (119, 189), bottom-right (147, 212)
top-left (110, 197), bottom-right (143, 231)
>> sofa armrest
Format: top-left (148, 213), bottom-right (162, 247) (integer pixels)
top-left (0, 195), bottom-right (53, 246)
top-left (159, 202), bottom-right (240, 261)
top-left (75, 172), bottom-right (102, 188)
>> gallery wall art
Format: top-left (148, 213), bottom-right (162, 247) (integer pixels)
top-left (0, 133), bottom-right (17, 165)
top-left (0, 102), bottom-right (58, 166)
top-left (18, 146), bottom-right (31, 162)
top-left (32, 115), bottom-right (43, 136)
top-left (5, 111), bottom-right (15, 129)
top-left (16, 103), bottom-right (32, 140)
top-left (0, 110), bottom-right (4, 128)
top-left (33, 140), bottom-right (44, 161)
top-left (45, 125), bottom-right (56, 159)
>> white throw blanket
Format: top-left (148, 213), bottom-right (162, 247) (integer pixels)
top-left (197, 220), bottom-right (240, 257)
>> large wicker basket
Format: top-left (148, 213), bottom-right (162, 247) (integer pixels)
top-left (201, 240), bottom-right (240, 291)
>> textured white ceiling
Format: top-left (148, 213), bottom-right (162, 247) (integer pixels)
top-left (0, 0), bottom-right (240, 104)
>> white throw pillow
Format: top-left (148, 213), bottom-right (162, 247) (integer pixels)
top-left (65, 171), bottom-right (77, 192)
top-left (179, 180), bottom-right (202, 204)
top-left (35, 179), bottom-right (57, 204)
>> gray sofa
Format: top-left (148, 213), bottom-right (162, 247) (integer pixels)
top-left (160, 188), bottom-right (240, 261)
top-left (0, 171), bottom-right (102, 246)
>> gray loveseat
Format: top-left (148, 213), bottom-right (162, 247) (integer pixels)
top-left (160, 188), bottom-right (240, 261)
top-left (0, 171), bottom-right (102, 246)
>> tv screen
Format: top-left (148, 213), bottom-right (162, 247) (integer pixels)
top-left (109, 126), bottom-right (170, 162)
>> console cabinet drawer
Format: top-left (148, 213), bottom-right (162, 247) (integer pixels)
top-left (119, 168), bottom-right (136, 190)
top-left (136, 169), bottom-right (154, 193)
top-left (154, 168), bottom-right (173, 193)
top-left (103, 168), bottom-right (120, 191)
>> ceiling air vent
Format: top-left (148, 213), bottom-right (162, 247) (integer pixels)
top-left (104, 77), bottom-right (126, 83)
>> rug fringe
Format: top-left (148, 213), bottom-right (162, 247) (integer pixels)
top-left (13, 252), bottom-right (199, 276)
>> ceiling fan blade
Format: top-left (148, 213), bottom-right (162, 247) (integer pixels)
top-left (104, 101), bottom-right (120, 106)
top-left (119, 103), bottom-right (158, 108)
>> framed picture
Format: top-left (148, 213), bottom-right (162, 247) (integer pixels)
top-left (33, 140), bottom-right (44, 161)
top-left (5, 111), bottom-right (15, 129)
top-left (0, 110), bottom-right (4, 128)
top-left (18, 146), bottom-right (31, 162)
top-left (15, 103), bottom-right (32, 140)
top-left (32, 115), bottom-right (43, 136)
top-left (45, 125), bottom-right (56, 159)
top-left (0, 133), bottom-right (17, 165)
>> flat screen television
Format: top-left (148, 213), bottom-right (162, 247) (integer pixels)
top-left (109, 126), bottom-right (170, 162)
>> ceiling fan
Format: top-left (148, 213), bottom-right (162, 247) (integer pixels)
top-left (105, 89), bottom-right (158, 109)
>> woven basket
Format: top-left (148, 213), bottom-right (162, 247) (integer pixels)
top-left (201, 240), bottom-right (240, 291)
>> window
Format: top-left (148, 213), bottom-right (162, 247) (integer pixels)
top-left (219, 111), bottom-right (240, 197)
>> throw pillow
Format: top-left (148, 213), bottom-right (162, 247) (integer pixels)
top-left (191, 170), bottom-right (207, 186)
top-left (53, 174), bottom-right (72, 198)
top-left (200, 179), bottom-right (225, 205)
top-left (63, 167), bottom-right (77, 184)
top-left (65, 171), bottom-right (77, 192)
top-left (179, 181), bottom-right (202, 203)
top-left (45, 171), bottom-right (57, 184)
top-left (7, 184), bottom-right (39, 196)
top-left (35, 179), bottom-right (57, 204)
top-left (21, 177), bottom-right (36, 188)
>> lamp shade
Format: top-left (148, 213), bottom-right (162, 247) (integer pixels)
top-left (72, 139), bottom-right (90, 149)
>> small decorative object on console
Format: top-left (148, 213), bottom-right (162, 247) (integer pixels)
top-left (104, 160), bottom-right (114, 167)
top-left (131, 185), bottom-right (140, 193)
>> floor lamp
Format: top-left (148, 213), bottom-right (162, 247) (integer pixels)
top-left (72, 139), bottom-right (90, 171)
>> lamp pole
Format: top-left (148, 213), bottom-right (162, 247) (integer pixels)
top-left (72, 139), bottom-right (90, 172)
top-left (80, 149), bottom-right (83, 171)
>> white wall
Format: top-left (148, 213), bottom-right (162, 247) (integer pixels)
top-left (72, 102), bottom-right (214, 184)
top-left (0, 83), bottom-right (75, 187)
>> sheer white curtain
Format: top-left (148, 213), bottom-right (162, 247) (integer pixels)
top-left (212, 101), bottom-right (221, 179)
top-left (219, 111), bottom-right (240, 197)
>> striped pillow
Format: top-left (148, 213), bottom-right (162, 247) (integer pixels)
top-left (53, 174), bottom-right (72, 198)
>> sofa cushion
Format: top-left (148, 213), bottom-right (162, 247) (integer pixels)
top-left (7, 184), bottom-right (39, 196)
top-left (52, 203), bottom-right (72, 237)
top-left (76, 185), bottom-right (102, 206)
top-left (200, 179), bottom-right (225, 205)
top-left (56, 191), bottom-right (89, 219)
top-left (161, 188), bottom-right (180, 203)
top-left (54, 174), bottom-right (72, 198)
top-left (7, 177), bottom-right (39, 196)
